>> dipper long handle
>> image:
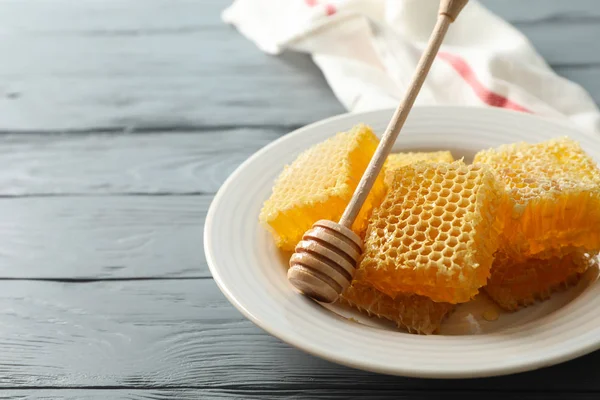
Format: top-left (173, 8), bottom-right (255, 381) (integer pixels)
top-left (338, 0), bottom-right (468, 228)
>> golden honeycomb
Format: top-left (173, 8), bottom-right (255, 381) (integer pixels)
top-left (485, 250), bottom-right (597, 311)
top-left (385, 151), bottom-right (454, 187)
top-left (340, 282), bottom-right (454, 334)
top-left (355, 161), bottom-right (503, 304)
top-left (474, 137), bottom-right (600, 259)
top-left (259, 124), bottom-right (387, 251)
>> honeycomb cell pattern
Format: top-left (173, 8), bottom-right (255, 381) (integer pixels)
top-left (356, 160), bottom-right (503, 304)
top-left (259, 124), bottom-right (387, 251)
top-left (384, 151), bottom-right (454, 187)
top-left (340, 282), bottom-right (455, 334)
top-left (474, 137), bottom-right (600, 259)
top-left (485, 250), bottom-right (597, 311)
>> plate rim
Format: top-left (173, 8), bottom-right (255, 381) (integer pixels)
top-left (204, 105), bottom-right (600, 379)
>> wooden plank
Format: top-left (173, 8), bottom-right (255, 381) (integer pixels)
top-left (0, 196), bottom-right (210, 279)
top-left (0, 130), bottom-right (284, 196)
top-left (0, 390), bottom-right (596, 400)
top-left (482, 0), bottom-right (600, 23)
top-left (0, 0), bottom-right (344, 131)
top-left (555, 66), bottom-right (600, 105)
top-left (4, 85), bottom-right (600, 196)
top-left (510, 25), bottom-right (600, 67)
top-left (0, 279), bottom-right (599, 391)
top-left (1, 0), bottom-right (599, 131)
top-left (483, 0), bottom-right (600, 67)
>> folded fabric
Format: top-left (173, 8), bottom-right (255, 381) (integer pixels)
top-left (223, 0), bottom-right (600, 135)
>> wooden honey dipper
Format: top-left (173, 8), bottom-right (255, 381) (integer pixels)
top-left (288, 0), bottom-right (469, 303)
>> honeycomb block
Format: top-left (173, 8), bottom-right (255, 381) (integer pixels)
top-left (259, 124), bottom-right (386, 251)
top-left (485, 250), bottom-right (597, 311)
top-left (356, 161), bottom-right (503, 304)
top-left (474, 137), bottom-right (600, 259)
top-left (340, 282), bottom-right (454, 334)
top-left (384, 151), bottom-right (454, 187)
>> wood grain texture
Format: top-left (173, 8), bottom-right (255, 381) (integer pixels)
top-left (0, 390), bottom-right (597, 400)
top-left (0, 279), bottom-right (599, 392)
top-left (0, 0), bottom-right (344, 131)
top-left (0, 196), bottom-right (211, 278)
top-left (0, 0), bottom-right (598, 131)
top-left (0, 130), bottom-right (284, 196)
top-left (482, 0), bottom-right (600, 23)
top-left (0, 0), bottom-right (599, 398)
top-left (555, 66), bottom-right (600, 105)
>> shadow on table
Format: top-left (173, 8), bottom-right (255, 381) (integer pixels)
top-left (275, 345), bottom-right (599, 399)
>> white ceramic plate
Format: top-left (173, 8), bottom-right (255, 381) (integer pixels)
top-left (205, 106), bottom-right (600, 378)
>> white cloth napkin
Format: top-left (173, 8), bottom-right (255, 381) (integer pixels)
top-left (223, 0), bottom-right (600, 135)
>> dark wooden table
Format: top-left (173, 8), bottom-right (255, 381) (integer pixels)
top-left (1, 1), bottom-right (600, 399)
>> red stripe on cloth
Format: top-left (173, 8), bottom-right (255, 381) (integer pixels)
top-left (437, 51), bottom-right (531, 113)
top-left (304, 0), bottom-right (336, 15)
top-left (324, 3), bottom-right (336, 15)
